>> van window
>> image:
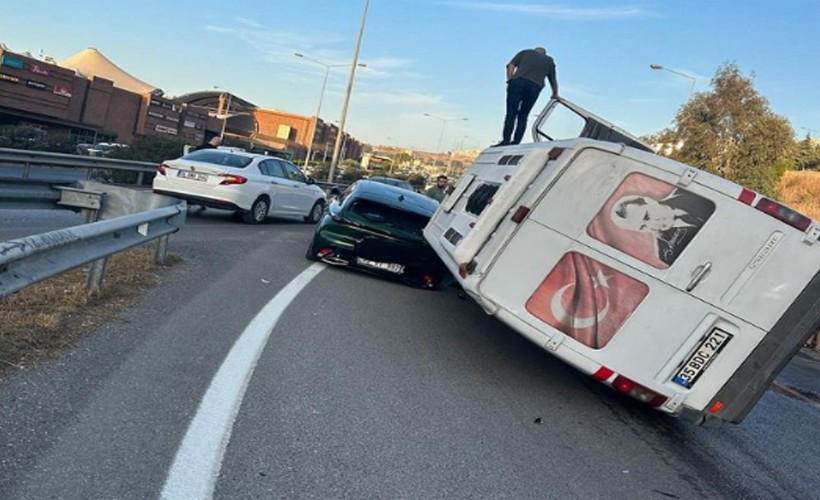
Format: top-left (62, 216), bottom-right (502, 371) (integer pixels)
top-left (466, 183), bottom-right (499, 216)
top-left (586, 172), bottom-right (715, 268)
top-left (525, 252), bottom-right (649, 349)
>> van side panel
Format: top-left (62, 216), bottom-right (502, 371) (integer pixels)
top-left (707, 270), bottom-right (820, 423)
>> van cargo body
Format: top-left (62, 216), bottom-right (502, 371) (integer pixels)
top-left (424, 99), bottom-right (820, 426)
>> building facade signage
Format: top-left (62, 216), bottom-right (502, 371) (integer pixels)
top-left (0, 73), bottom-right (20, 83)
top-left (155, 124), bottom-right (178, 135)
top-left (52, 85), bottom-right (72, 97)
top-left (183, 120), bottom-right (196, 128)
top-left (26, 80), bottom-right (47, 90)
top-left (1, 55), bottom-right (24, 69)
top-left (165, 115), bottom-right (178, 122)
top-left (28, 62), bottom-right (50, 76)
top-left (148, 111), bottom-right (164, 119)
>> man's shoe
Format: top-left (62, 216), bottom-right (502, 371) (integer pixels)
top-left (490, 141), bottom-right (510, 147)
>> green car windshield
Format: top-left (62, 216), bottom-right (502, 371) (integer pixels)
top-left (346, 199), bottom-right (429, 237)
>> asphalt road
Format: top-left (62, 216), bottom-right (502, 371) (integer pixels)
top-left (1, 208), bottom-right (819, 499)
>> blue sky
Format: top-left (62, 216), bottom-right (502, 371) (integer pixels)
top-left (1, 1), bottom-right (819, 152)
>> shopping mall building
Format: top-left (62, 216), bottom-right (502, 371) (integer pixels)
top-left (0, 46), bottom-right (363, 161)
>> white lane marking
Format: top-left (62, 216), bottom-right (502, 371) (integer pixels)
top-left (161, 263), bottom-right (326, 500)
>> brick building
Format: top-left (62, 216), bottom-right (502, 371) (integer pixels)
top-left (0, 46), bottom-right (364, 161)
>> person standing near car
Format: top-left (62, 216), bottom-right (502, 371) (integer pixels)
top-left (425, 175), bottom-right (449, 203)
top-left (493, 47), bottom-right (558, 147)
top-left (191, 135), bottom-right (222, 152)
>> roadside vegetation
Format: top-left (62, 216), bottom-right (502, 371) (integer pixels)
top-left (0, 247), bottom-right (179, 382)
top-left (645, 62), bottom-right (820, 200)
top-left (779, 170), bottom-right (820, 220)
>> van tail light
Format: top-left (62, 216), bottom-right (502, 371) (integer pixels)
top-left (317, 248), bottom-right (334, 258)
top-left (737, 188), bottom-right (756, 205)
top-left (219, 174), bottom-right (248, 185)
top-left (422, 274), bottom-right (437, 288)
top-left (592, 366), bottom-right (614, 382)
top-left (754, 198), bottom-right (812, 231)
top-left (511, 205), bottom-right (530, 223)
top-left (612, 375), bottom-right (667, 407)
top-left (548, 147), bottom-right (565, 160)
top-left (158, 163), bottom-right (168, 176)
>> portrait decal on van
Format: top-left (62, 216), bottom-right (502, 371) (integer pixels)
top-left (587, 173), bottom-right (715, 268)
top-left (526, 252), bottom-right (649, 349)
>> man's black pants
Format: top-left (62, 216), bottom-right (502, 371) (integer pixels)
top-left (502, 78), bottom-right (542, 145)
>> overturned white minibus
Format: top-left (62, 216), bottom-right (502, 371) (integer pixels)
top-left (424, 98), bottom-right (820, 426)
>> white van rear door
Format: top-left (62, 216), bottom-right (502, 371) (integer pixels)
top-left (522, 145), bottom-right (819, 331)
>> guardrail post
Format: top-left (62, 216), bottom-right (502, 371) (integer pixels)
top-left (22, 161), bottom-right (31, 179)
top-left (155, 235), bottom-right (169, 265)
top-left (136, 171), bottom-right (145, 185)
top-left (86, 257), bottom-right (109, 292)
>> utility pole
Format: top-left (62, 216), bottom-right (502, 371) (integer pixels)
top-left (328, 0), bottom-right (369, 183)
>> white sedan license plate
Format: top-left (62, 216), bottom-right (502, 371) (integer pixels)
top-left (178, 170), bottom-right (208, 181)
top-left (673, 328), bottom-right (732, 388)
top-left (356, 257), bottom-right (404, 274)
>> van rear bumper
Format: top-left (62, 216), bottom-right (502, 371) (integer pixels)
top-left (703, 270), bottom-right (820, 425)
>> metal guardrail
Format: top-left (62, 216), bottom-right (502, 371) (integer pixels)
top-left (0, 201), bottom-right (186, 299)
top-left (0, 147), bottom-right (157, 182)
top-left (0, 147), bottom-right (349, 195)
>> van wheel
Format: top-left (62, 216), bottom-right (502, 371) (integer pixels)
top-left (304, 200), bottom-right (325, 224)
top-left (243, 197), bottom-right (269, 224)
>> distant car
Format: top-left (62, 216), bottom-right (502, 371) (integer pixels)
top-left (75, 143), bottom-right (94, 155)
top-left (306, 180), bottom-right (449, 289)
top-left (153, 149), bottom-right (326, 224)
top-left (367, 176), bottom-right (414, 192)
top-left (87, 142), bottom-right (112, 157)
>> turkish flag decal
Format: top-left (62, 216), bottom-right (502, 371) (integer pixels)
top-left (525, 252), bottom-right (649, 349)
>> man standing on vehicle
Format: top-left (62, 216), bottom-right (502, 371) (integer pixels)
top-left (493, 47), bottom-right (558, 147)
top-left (425, 175), bottom-right (449, 203)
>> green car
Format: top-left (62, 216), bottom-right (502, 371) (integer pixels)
top-left (306, 180), bottom-right (450, 289)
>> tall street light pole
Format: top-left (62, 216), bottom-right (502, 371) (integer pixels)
top-left (423, 113), bottom-right (468, 167)
top-left (295, 53), bottom-right (365, 168)
top-left (649, 63), bottom-right (696, 97)
top-left (328, 0), bottom-right (369, 184)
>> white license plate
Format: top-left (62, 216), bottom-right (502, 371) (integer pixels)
top-left (178, 170), bottom-right (208, 181)
top-left (673, 328), bottom-right (732, 388)
top-left (356, 257), bottom-right (404, 274)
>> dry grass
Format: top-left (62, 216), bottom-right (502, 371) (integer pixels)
top-left (778, 170), bottom-right (820, 220)
top-left (0, 247), bottom-right (180, 380)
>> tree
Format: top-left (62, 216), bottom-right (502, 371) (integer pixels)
top-left (654, 63), bottom-right (794, 197)
top-left (104, 135), bottom-right (187, 184)
top-left (108, 135), bottom-right (186, 163)
top-left (0, 125), bottom-right (49, 150)
top-left (793, 135), bottom-right (820, 172)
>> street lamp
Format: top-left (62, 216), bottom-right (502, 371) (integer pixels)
top-left (294, 53), bottom-right (366, 168)
top-left (649, 63), bottom-right (696, 97)
top-left (213, 85), bottom-right (233, 139)
top-left (327, 0), bottom-right (370, 183)
top-left (423, 113), bottom-right (468, 166)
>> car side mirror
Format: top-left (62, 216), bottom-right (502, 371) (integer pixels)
top-left (329, 200), bottom-right (342, 220)
top-left (306, 177), bottom-right (315, 185)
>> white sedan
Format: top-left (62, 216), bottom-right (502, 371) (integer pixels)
top-left (153, 149), bottom-right (327, 224)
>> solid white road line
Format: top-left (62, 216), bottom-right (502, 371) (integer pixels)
top-left (161, 263), bottom-right (326, 500)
